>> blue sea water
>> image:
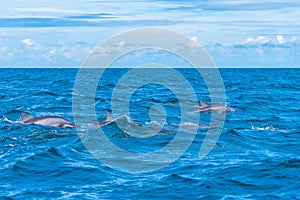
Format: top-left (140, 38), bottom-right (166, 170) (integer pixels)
top-left (0, 68), bottom-right (299, 199)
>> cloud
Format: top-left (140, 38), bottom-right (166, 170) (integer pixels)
top-left (0, 46), bottom-right (9, 52)
top-left (190, 36), bottom-right (198, 43)
top-left (257, 36), bottom-right (271, 44)
top-left (0, 18), bottom-right (97, 28)
top-left (190, 36), bottom-right (199, 48)
top-left (277, 35), bottom-right (285, 44)
top-left (61, 45), bottom-right (91, 63)
top-left (240, 35), bottom-right (298, 48)
top-left (276, 35), bottom-right (297, 44)
top-left (0, 0), bottom-right (299, 67)
top-left (205, 34), bottom-right (300, 67)
top-left (21, 38), bottom-right (35, 47)
top-left (21, 38), bottom-right (42, 51)
top-left (244, 36), bottom-right (271, 45)
top-left (164, 0), bottom-right (300, 11)
top-left (42, 44), bottom-right (92, 64)
top-left (0, 46), bottom-right (13, 62)
top-left (0, 17), bottom-right (183, 28)
top-left (43, 48), bottom-right (57, 62)
top-left (13, 7), bottom-right (115, 19)
top-left (246, 37), bottom-right (255, 43)
top-left (118, 41), bottom-right (126, 47)
top-left (14, 7), bottom-right (92, 14)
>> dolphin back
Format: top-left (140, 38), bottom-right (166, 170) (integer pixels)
top-left (21, 113), bottom-right (75, 128)
top-left (105, 111), bottom-right (113, 121)
top-left (21, 113), bottom-right (34, 123)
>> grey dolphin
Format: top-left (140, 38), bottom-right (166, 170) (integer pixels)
top-left (251, 125), bottom-right (276, 131)
top-left (173, 122), bottom-right (219, 130)
top-left (95, 111), bottom-right (144, 128)
top-left (21, 113), bottom-right (75, 128)
top-left (97, 112), bottom-right (218, 132)
top-left (94, 111), bottom-right (114, 127)
top-left (191, 101), bottom-right (235, 113)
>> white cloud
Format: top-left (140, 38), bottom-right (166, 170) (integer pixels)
top-left (0, 46), bottom-right (9, 52)
top-left (246, 37), bottom-right (255, 43)
top-left (207, 33), bottom-right (300, 67)
top-left (21, 38), bottom-right (35, 47)
top-left (13, 7), bottom-right (116, 15)
top-left (41, 44), bottom-right (92, 64)
top-left (276, 35), bottom-right (298, 44)
top-left (14, 7), bottom-right (85, 14)
top-left (256, 36), bottom-right (271, 44)
top-left (43, 48), bottom-right (57, 62)
top-left (276, 35), bottom-right (286, 44)
top-left (190, 36), bottom-right (198, 43)
top-left (118, 41), bottom-right (126, 47)
top-left (290, 36), bottom-right (298, 42)
top-left (11, 7), bottom-right (116, 18)
top-left (243, 36), bottom-right (271, 44)
top-left (21, 38), bottom-right (42, 51)
top-left (0, 46), bottom-right (13, 61)
top-left (243, 35), bottom-right (299, 46)
top-left (63, 45), bottom-right (91, 62)
top-left (190, 36), bottom-right (199, 48)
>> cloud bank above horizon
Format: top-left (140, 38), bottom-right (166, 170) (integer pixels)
top-left (0, 0), bottom-right (299, 67)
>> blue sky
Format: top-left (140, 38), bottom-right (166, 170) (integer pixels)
top-left (0, 0), bottom-right (299, 67)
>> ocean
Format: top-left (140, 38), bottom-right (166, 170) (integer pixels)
top-left (0, 68), bottom-right (299, 199)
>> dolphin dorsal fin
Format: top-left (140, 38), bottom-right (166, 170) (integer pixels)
top-left (21, 113), bottom-right (34, 122)
top-left (105, 111), bottom-right (113, 122)
top-left (200, 101), bottom-right (208, 107)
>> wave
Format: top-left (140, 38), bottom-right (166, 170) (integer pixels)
top-left (1, 68), bottom-right (300, 198)
top-left (35, 91), bottom-right (58, 96)
top-left (2, 116), bottom-right (21, 124)
top-left (223, 129), bottom-right (245, 138)
top-left (276, 158), bottom-right (300, 168)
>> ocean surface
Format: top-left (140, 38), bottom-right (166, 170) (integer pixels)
top-left (0, 68), bottom-right (299, 199)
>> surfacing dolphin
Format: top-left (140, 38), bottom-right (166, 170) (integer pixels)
top-left (251, 125), bottom-right (276, 131)
top-left (172, 122), bottom-right (219, 130)
top-left (191, 101), bottom-right (235, 113)
top-left (97, 111), bottom-right (218, 131)
top-left (21, 113), bottom-right (75, 128)
top-left (94, 111), bottom-right (114, 127)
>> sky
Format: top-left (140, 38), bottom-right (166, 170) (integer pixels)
top-left (0, 0), bottom-right (300, 67)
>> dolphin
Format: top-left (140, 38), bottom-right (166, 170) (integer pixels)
top-left (251, 125), bottom-right (276, 131)
top-left (21, 113), bottom-right (75, 128)
top-left (96, 111), bottom-right (218, 132)
top-left (94, 111), bottom-right (144, 128)
top-left (173, 122), bottom-right (219, 130)
top-left (94, 111), bottom-right (114, 127)
top-left (191, 101), bottom-right (235, 113)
